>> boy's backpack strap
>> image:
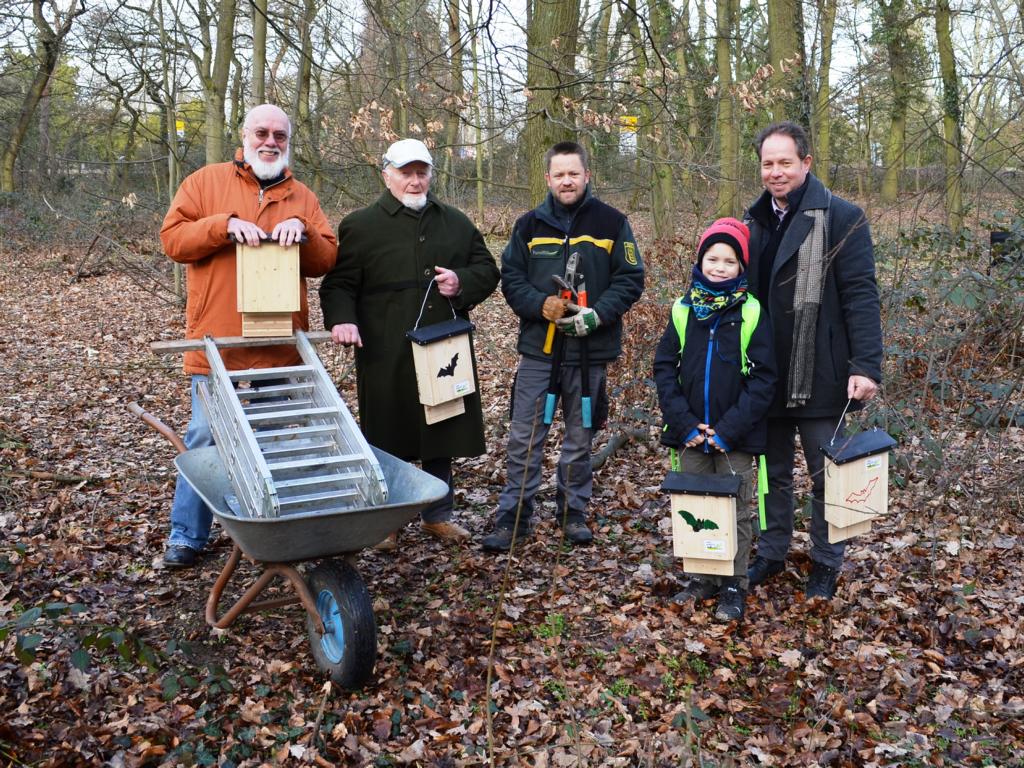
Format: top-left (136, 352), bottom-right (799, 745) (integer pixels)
top-left (738, 295), bottom-right (761, 376)
top-left (672, 295), bottom-right (760, 376)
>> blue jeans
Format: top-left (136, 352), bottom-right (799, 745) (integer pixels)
top-left (168, 375), bottom-right (214, 551)
top-left (495, 356), bottom-right (606, 529)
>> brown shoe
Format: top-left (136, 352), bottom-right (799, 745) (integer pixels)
top-left (373, 532), bottom-right (399, 551)
top-left (421, 520), bottom-right (471, 542)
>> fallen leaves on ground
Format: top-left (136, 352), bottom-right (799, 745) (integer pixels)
top-left (0, 223), bottom-right (1022, 767)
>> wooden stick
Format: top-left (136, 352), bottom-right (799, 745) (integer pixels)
top-left (150, 330), bottom-right (333, 355)
top-left (1, 469), bottom-right (95, 484)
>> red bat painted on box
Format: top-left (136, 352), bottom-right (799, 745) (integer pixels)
top-left (845, 477), bottom-right (879, 505)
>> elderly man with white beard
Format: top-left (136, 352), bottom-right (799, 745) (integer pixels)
top-left (319, 139), bottom-right (499, 549)
top-left (158, 103), bottom-right (337, 568)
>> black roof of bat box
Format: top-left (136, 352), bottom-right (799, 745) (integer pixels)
top-left (406, 317), bottom-right (475, 346)
top-left (820, 429), bottom-right (897, 465)
top-left (661, 471), bottom-right (742, 497)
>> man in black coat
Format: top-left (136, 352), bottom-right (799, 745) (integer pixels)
top-left (744, 122), bottom-right (883, 599)
top-left (320, 139), bottom-right (499, 548)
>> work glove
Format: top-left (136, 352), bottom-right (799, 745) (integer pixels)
top-left (555, 304), bottom-right (600, 337)
top-left (542, 295), bottom-right (569, 321)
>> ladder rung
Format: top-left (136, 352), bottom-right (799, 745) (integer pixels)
top-left (279, 488), bottom-right (361, 507)
top-left (241, 382), bottom-right (315, 398)
top-left (260, 439), bottom-right (336, 456)
top-left (229, 365), bottom-right (315, 381)
top-left (266, 454), bottom-right (365, 472)
top-left (242, 397), bottom-right (314, 414)
top-left (255, 424), bottom-right (336, 441)
top-left (247, 406), bottom-right (338, 424)
top-left (274, 469), bottom-right (367, 489)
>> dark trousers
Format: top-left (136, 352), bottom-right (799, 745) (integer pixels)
top-left (756, 416), bottom-right (846, 569)
top-left (419, 457), bottom-right (454, 523)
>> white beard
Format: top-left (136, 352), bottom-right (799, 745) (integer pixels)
top-left (244, 145), bottom-right (290, 180)
top-left (401, 193), bottom-right (428, 211)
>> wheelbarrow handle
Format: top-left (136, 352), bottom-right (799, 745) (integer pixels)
top-left (128, 401), bottom-right (186, 454)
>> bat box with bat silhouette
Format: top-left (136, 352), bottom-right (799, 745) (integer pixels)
top-left (820, 429), bottom-right (897, 543)
top-left (235, 241), bottom-right (300, 337)
top-left (406, 316), bottom-right (477, 425)
top-left (661, 471), bottom-right (742, 576)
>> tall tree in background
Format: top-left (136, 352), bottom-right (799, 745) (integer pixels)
top-left (442, 0), bottom-right (465, 188)
top-left (715, 0), bottom-right (739, 217)
top-left (0, 0), bottom-right (85, 192)
top-left (292, 0), bottom-right (321, 191)
top-left (811, 0), bottom-right (836, 176)
top-left (524, 0), bottom-right (581, 204)
top-left (936, 0), bottom-right (963, 230)
top-left (252, 0), bottom-right (267, 103)
top-left (876, 0), bottom-right (914, 203)
top-left (183, 0), bottom-right (238, 164)
top-left (767, 0), bottom-right (808, 125)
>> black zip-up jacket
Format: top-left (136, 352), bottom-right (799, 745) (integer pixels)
top-left (500, 188), bottom-right (644, 363)
top-left (653, 294), bottom-right (777, 454)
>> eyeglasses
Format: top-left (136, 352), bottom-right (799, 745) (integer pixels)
top-left (249, 127), bottom-right (289, 143)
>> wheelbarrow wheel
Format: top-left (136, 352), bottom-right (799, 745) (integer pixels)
top-left (305, 559), bottom-right (377, 689)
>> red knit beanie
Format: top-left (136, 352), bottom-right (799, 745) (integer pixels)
top-left (696, 217), bottom-right (751, 270)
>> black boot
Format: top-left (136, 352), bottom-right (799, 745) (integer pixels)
top-left (714, 579), bottom-right (746, 622)
top-left (806, 561), bottom-right (840, 599)
top-left (747, 555), bottom-right (784, 586)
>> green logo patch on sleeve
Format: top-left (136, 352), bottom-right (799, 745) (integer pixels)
top-left (624, 242), bottom-right (638, 266)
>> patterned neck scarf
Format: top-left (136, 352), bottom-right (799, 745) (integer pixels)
top-left (682, 265), bottom-right (749, 321)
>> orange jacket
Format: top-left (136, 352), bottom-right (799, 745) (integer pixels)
top-left (161, 150), bottom-right (337, 374)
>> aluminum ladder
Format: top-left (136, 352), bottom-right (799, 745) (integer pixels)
top-left (198, 331), bottom-right (387, 518)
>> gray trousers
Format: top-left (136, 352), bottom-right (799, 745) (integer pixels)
top-left (495, 356), bottom-right (606, 529)
top-left (756, 416), bottom-right (846, 569)
top-left (679, 449), bottom-right (755, 590)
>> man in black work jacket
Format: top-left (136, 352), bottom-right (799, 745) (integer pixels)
top-left (482, 141), bottom-right (645, 552)
top-left (744, 121), bottom-right (883, 599)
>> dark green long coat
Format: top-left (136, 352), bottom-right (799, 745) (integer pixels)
top-left (319, 191), bottom-right (499, 461)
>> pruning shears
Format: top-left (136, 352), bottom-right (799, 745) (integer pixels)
top-left (542, 250), bottom-right (579, 355)
top-left (544, 254), bottom-right (594, 429)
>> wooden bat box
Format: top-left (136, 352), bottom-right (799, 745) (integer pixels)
top-left (236, 242), bottom-right (300, 337)
top-left (662, 471), bottom-right (741, 576)
top-left (406, 318), bottom-right (476, 418)
top-left (821, 430), bottom-right (897, 543)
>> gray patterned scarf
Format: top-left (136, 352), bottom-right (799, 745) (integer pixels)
top-left (787, 205), bottom-right (829, 407)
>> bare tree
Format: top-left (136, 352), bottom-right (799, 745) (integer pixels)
top-left (0, 0), bottom-right (86, 192)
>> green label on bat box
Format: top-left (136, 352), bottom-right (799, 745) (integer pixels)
top-left (865, 457), bottom-right (882, 469)
top-left (454, 380), bottom-right (471, 395)
top-left (703, 540), bottom-right (725, 554)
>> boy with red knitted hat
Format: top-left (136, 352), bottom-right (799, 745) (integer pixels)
top-left (653, 218), bottom-right (777, 621)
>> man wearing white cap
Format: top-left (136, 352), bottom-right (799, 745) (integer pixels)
top-left (320, 139), bottom-right (499, 548)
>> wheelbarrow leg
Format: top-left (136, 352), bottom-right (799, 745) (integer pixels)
top-left (206, 544), bottom-right (325, 634)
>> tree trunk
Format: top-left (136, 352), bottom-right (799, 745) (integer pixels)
top-left (812, 0), bottom-right (836, 176)
top-left (443, 0), bottom-right (465, 194)
top-left (469, 0), bottom-right (484, 225)
top-left (715, 0), bottom-right (739, 217)
top-left (252, 0), bottom-right (268, 103)
top-left (202, 0), bottom-right (237, 164)
top-left (675, 0), bottom-right (700, 188)
top-left (646, 0), bottom-right (674, 240)
top-left (936, 0), bottom-right (963, 231)
top-left (879, 0), bottom-right (910, 204)
top-left (767, 0), bottom-right (809, 124)
top-left (0, 0), bottom-right (83, 193)
top-left (293, 0), bottom-right (319, 190)
top-left (524, 0), bottom-right (581, 204)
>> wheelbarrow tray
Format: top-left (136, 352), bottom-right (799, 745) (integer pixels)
top-left (174, 445), bottom-right (448, 562)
